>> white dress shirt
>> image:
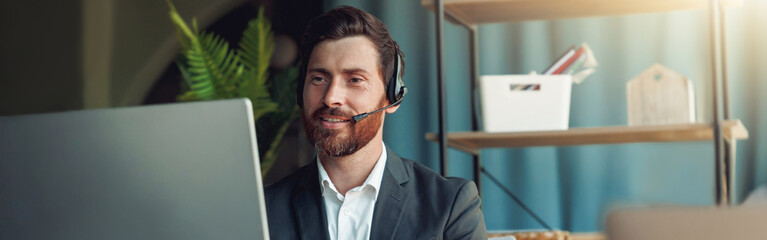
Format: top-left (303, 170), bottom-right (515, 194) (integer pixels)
top-left (317, 143), bottom-right (387, 240)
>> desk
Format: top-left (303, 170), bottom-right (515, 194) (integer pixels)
top-left (572, 233), bottom-right (606, 240)
top-left (489, 231), bottom-right (605, 240)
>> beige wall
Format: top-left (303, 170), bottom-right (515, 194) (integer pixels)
top-left (0, 1), bottom-right (83, 116)
top-left (107, 0), bottom-right (244, 107)
top-left (0, 0), bottom-right (244, 116)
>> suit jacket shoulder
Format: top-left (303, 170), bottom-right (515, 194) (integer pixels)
top-left (265, 161), bottom-right (329, 240)
top-left (383, 154), bottom-right (486, 240)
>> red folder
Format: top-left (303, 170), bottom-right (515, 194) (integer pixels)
top-left (553, 46), bottom-right (584, 74)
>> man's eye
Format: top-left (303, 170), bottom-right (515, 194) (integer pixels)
top-left (350, 78), bottom-right (363, 83)
top-left (311, 77), bottom-right (326, 82)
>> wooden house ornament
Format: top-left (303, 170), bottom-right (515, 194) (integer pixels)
top-left (627, 63), bottom-right (696, 126)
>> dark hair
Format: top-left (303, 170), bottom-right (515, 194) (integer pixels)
top-left (297, 6), bottom-right (404, 104)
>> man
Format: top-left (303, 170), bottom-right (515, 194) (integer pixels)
top-left (265, 6), bottom-right (487, 240)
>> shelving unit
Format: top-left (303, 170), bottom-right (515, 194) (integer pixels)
top-left (423, 0), bottom-right (748, 234)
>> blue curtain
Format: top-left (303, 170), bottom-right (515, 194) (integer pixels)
top-left (324, 0), bottom-right (767, 232)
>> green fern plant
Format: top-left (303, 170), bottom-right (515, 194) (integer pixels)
top-left (168, 1), bottom-right (299, 175)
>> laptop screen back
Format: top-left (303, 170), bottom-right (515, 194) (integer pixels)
top-left (0, 99), bottom-right (269, 240)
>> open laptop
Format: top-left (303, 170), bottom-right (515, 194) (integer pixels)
top-left (606, 205), bottom-right (767, 240)
top-left (0, 99), bottom-right (269, 240)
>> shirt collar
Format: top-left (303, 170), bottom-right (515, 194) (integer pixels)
top-left (317, 142), bottom-right (388, 200)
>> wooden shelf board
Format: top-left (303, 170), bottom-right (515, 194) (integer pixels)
top-left (422, 0), bottom-right (742, 24)
top-left (425, 119), bottom-right (748, 151)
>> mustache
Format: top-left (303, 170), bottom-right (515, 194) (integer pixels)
top-left (311, 106), bottom-right (354, 119)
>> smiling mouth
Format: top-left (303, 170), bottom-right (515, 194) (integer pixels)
top-left (320, 117), bottom-right (351, 123)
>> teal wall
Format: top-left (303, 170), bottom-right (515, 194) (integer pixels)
top-left (326, 0), bottom-right (767, 231)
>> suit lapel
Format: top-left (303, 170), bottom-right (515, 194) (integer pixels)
top-left (370, 148), bottom-right (410, 240)
top-left (292, 161), bottom-right (330, 240)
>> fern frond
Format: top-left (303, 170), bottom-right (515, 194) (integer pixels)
top-left (239, 7), bottom-right (274, 82)
top-left (169, 1), bottom-right (297, 177)
top-left (168, 1), bottom-right (244, 101)
top-left (238, 7), bottom-right (277, 120)
top-left (199, 32), bottom-right (242, 98)
top-left (167, 1), bottom-right (197, 51)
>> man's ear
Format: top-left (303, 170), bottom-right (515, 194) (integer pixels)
top-left (385, 104), bottom-right (399, 114)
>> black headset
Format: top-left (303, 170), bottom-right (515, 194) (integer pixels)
top-left (297, 46), bottom-right (407, 122)
top-left (386, 49), bottom-right (407, 107)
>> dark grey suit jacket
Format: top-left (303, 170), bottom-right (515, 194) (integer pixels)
top-left (265, 148), bottom-right (487, 240)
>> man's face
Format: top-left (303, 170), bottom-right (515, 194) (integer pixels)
top-left (301, 36), bottom-right (395, 157)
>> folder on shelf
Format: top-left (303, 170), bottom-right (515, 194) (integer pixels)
top-left (542, 43), bottom-right (599, 84)
top-left (553, 46), bottom-right (585, 74)
top-left (542, 46), bottom-right (575, 74)
top-left (563, 54), bottom-right (587, 75)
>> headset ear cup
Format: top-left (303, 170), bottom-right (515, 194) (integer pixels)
top-left (393, 52), bottom-right (405, 106)
top-left (387, 71), bottom-right (397, 104)
top-left (387, 51), bottom-right (406, 106)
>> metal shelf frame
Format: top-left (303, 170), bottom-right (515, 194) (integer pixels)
top-left (430, 0), bottom-right (738, 205)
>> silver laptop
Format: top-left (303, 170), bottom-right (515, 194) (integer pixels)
top-left (0, 99), bottom-right (269, 240)
top-left (606, 205), bottom-right (767, 240)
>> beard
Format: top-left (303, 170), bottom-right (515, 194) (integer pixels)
top-left (302, 101), bottom-right (385, 157)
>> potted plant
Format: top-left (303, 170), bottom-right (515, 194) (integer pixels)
top-left (168, 1), bottom-right (300, 175)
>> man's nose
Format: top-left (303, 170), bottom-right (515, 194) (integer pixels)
top-left (322, 79), bottom-right (345, 108)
